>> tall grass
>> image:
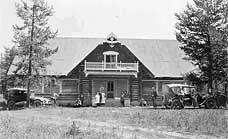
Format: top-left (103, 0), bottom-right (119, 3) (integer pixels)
top-left (51, 107), bottom-right (228, 136)
top-left (0, 107), bottom-right (227, 138)
top-left (0, 113), bottom-right (124, 139)
top-left (128, 109), bottom-right (228, 136)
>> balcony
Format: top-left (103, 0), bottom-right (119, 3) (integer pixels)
top-left (84, 61), bottom-right (139, 77)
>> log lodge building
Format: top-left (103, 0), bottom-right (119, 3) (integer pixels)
top-left (9, 33), bottom-right (194, 106)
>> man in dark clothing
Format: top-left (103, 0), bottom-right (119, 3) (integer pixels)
top-left (151, 87), bottom-right (157, 108)
top-left (120, 91), bottom-right (125, 106)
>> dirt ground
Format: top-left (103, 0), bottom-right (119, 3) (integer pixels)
top-left (0, 107), bottom-right (227, 139)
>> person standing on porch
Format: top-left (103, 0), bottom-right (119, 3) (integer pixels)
top-left (151, 87), bottom-right (157, 108)
top-left (100, 87), bottom-right (106, 105)
top-left (80, 94), bottom-right (84, 106)
top-left (120, 91), bottom-right (125, 106)
top-left (95, 92), bottom-right (100, 107)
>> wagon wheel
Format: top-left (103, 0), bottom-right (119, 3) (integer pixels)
top-left (7, 100), bottom-right (15, 110)
top-left (205, 98), bottom-right (217, 109)
top-left (171, 99), bottom-right (183, 109)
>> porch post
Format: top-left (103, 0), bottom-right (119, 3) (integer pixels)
top-left (104, 55), bottom-right (106, 69)
top-left (102, 61), bottom-right (104, 71)
top-left (155, 81), bottom-right (159, 94)
top-left (127, 79), bottom-right (129, 94)
top-left (59, 80), bottom-right (62, 94)
top-left (139, 78), bottom-right (142, 99)
top-left (41, 77), bottom-right (45, 94)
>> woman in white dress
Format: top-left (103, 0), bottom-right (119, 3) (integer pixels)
top-left (101, 92), bottom-right (106, 105)
top-left (100, 87), bottom-right (106, 105)
top-left (95, 92), bottom-right (100, 106)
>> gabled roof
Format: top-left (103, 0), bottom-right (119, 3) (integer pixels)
top-left (9, 37), bottom-right (195, 78)
top-left (121, 39), bottom-right (194, 77)
top-left (43, 37), bottom-right (104, 75)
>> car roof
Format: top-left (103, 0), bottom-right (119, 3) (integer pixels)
top-left (166, 84), bottom-right (195, 88)
top-left (8, 88), bottom-right (27, 91)
top-left (7, 88), bottom-right (34, 92)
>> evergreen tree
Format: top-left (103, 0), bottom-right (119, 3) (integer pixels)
top-left (13, 0), bottom-right (57, 106)
top-left (175, 0), bottom-right (228, 94)
top-left (0, 47), bottom-right (17, 93)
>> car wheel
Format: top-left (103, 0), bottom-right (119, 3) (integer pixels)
top-left (171, 99), bottom-right (182, 109)
top-left (33, 100), bottom-right (42, 107)
top-left (164, 105), bottom-right (169, 109)
top-left (205, 98), bottom-right (217, 109)
top-left (8, 100), bottom-right (15, 110)
top-left (2, 102), bottom-right (7, 110)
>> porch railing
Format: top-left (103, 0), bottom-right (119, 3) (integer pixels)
top-left (84, 61), bottom-right (138, 72)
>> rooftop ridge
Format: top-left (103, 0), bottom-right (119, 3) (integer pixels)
top-left (54, 36), bottom-right (177, 41)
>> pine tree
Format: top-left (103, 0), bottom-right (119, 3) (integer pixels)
top-left (175, 0), bottom-right (228, 94)
top-left (13, 0), bottom-right (57, 107)
top-left (0, 47), bottom-right (16, 94)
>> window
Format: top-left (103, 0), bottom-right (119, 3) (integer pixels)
top-left (103, 51), bottom-right (119, 69)
top-left (106, 55), bottom-right (116, 63)
top-left (103, 51), bottom-right (119, 63)
top-left (107, 81), bottom-right (114, 91)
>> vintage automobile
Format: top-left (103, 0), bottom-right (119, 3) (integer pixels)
top-left (195, 92), bottom-right (227, 109)
top-left (163, 84), bottom-right (197, 109)
top-left (0, 93), bottom-right (7, 110)
top-left (4, 88), bottom-right (51, 110)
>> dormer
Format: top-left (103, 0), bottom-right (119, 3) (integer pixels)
top-left (103, 51), bottom-right (119, 64)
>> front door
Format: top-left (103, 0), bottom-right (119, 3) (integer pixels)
top-left (107, 81), bottom-right (115, 98)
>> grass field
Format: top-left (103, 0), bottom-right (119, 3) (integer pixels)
top-left (0, 107), bottom-right (227, 139)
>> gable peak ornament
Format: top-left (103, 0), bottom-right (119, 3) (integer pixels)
top-left (104, 32), bottom-right (120, 47)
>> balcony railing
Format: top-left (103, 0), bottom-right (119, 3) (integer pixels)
top-left (84, 61), bottom-right (138, 72)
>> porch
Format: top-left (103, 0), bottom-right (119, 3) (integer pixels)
top-left (92, 79), bottom-right (128, 98)
top-left (84, 61), bottom-right (139, 77)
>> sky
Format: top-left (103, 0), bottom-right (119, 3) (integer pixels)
top-left (0, 0), bottom-right (192, 53)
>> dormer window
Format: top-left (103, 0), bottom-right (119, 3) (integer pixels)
top-left (106, 55), bottom-right (116, 63)
top-left (103, 51), bottom-right (119, 69)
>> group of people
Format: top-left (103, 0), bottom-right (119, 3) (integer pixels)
top-left (94, 86), bottom-right (157, 107)
top-left (95, 87), bottom-right (106, 106)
